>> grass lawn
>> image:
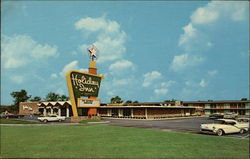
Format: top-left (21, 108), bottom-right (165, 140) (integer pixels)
top-left (0, 118), bottom-right (41, 124)
top-left (1, 125), bottom-right (249, 159)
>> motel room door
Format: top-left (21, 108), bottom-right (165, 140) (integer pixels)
top-left (111, 109), bottom-right (118, 117)
top-left (123, 108), bottom-right (131, 117)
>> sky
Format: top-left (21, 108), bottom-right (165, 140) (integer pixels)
top-left (1, 1), bottom-right (249, 105)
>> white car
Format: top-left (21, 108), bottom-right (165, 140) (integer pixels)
top-left (200, 119), bottom-right (249, 136)
top-left (38, 114), bottom-right (66, 123)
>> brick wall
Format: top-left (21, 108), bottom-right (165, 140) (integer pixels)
top-left (99, 109), bottom-right (108, 116)
top-left (19, 102), bottom-right (39, 115)
top-left (147, 108), bottom-right (181, 118)
top-left (133, 108), bottom-right (145, 117)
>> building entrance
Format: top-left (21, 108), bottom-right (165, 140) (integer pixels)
top-left (123, 108), bottom-right (131, 117)
top-left (111, 109), bottom-right (118, 117)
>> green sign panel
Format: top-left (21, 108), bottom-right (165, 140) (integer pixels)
top-left (70, 71), bottom-right (101, 97)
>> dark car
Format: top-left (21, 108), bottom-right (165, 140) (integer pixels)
top-left (223, 112), bottom-right (237, 119)
top-left (209, 113), bottom-right (224, 119)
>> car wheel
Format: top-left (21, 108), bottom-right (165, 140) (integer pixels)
top-left (59, 119), bottom-right (62, 122)
top-left (239, 129), bottom-right (245, 134)
top-left (43, 119), bottom-right (48, 123)
top-left (217, 129), bottom-right (224, 136)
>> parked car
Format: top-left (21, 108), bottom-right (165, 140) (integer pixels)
top-left (0, 112), bottom-right (7, 118)
top-left (237, 118), bottom-right (249, 123)
top-left (0, 113), bottom-right (22, 119)
top-left (37, 114), bottom-right (66, 123)
top-left (209, 113), bottom-right (224, 119)
top-left (200, 119), bottom-right (249, 136)
top-left (223, 112), bottom-right (237, 119)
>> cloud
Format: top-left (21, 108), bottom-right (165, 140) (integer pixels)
top-left (161, 81), bottom-right (176, 87)
top-left (179, 1), bottom-right (248, 50)
top-left (185, 81), bottom-right (192, 87)
top-left (142, 71), bottom-right (163, 87)
top-left (1, 34), bottom-right (58, 69)
top-left (199, 79), bottom-right (207, 87)
top-left (178, 23), bottom-right (213, 51)
top-left (178, 23), bottom-right (198, 47)
top-left (76, 16), bottom-right (126, 63)
top-left (155, 80), bottom-right (175, 96)
top-left (191, 1), bottom-right (249, 25)
top-left (10, 75), bottom-right (24, 84)
top-left (170, 53), bottom-right (204, 72)
top-left (207, 42), bottom-right (213, 47)
top-left (75, 16), bottom-right (120, 33)
top-left (207, 70), bottom-right (218, 77)
top-left (191, 5), bottom-right (219, 25)
top-left (109, 60), bottom-right (135, 75)
top-left (59, 60), bottom-right (85, 77)
top-left (50, 73), bottom-right (58, 79)
top-left (154, 88), bottom-right (168, 95)
top-left (174, 1), bottom-right (248, 71)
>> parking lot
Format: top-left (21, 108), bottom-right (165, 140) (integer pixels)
top-left (104, 117), bottom-right (249, 138)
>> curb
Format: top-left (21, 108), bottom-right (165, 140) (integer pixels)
top-left (102, 116), bottom-right (205, 121)
top-left (87, 121), bottom-right (110, 124)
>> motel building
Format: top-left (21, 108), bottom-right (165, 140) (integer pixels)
top-left (19, 100), bottom-right (250, 121)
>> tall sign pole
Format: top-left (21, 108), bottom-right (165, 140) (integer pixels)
top-left (88, 45), bottom-right (98, 116)
top-left (66, 45), bottom-right (103, 117)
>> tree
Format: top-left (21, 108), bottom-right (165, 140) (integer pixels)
top-left (0, 105), bottom-right (16, 113)
top-left (110, 96), bottom-right (123, 104)
top-left (59, 95), bottom-right (70, 101)
top-left (125, 100), bottom-right (132, 104)
top-left (44, 92), bottom-right (60, 101)
top-left (125, 100), bottom-right (138, 104)
top-left (30, 96), bottom-right (41, 102)
top-left (10, 89), bottom-right (31, 110)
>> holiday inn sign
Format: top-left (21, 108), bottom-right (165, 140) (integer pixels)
top-left (66, 70), bottom-right (103, 116)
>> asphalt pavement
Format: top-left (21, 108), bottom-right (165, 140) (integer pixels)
top-left (103, 117), bottom-right (249, 138)
top-left (2, 116), bottom-right (249, 138)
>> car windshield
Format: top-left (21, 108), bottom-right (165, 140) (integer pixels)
top-left (214, 120), bottom-right (225, 124)
top-left (214, 120), bottom-right (236, 125)
top-left (225, 122), bottom-right (236, 125)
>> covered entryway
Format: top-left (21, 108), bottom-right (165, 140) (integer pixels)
top-left (123, 108), bottom-right (131, 117)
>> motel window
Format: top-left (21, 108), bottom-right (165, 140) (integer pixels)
top-left (210, 104), bottom-right (216, 108)
top-left (205, 104), bottom-right (210, 108)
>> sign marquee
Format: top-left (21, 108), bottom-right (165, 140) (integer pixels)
top-left (78, 98), bottom-right (100, 107)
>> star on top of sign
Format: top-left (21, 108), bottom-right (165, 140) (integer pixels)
top-left (87, 44), bottom-right (99, 61)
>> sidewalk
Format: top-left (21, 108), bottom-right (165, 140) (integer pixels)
top-left (0, 123), bottom-right (81, 126)
top-left (102, 116), bottom-right (205, 121)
